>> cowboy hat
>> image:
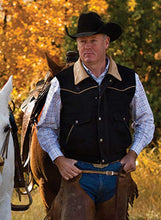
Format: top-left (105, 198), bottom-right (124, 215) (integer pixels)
top-left (65, 12), bottom-right (122, 42)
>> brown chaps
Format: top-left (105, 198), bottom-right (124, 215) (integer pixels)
top-left (45, 171), bottom-right (138, 220)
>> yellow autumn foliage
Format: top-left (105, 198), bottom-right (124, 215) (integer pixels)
top-left (0, 0), bottom-right (108, 99)
top-left (137, 140), bottom-right (161, 175)
top-left (127, 0), bottom-right (137, 12)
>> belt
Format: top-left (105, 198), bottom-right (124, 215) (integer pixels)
top-left (82, 170), bottom-right (125, 177)
top-left (82, 160), bottom-right (124, 177)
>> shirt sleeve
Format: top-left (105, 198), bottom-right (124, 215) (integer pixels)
top-left (37, 77), bottom-right (64, 161)
top-left (130, 73), bottom-right (155, 155)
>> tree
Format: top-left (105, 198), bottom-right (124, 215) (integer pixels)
top-left (0, 0), bottom-right (108, 127)
top-left (0, 0), bottom-right (108, 94)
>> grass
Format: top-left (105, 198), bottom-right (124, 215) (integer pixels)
top-left (11, 147), bottom-right (161, 220)
top-left (129, 171), bottom-right (161, 220)
top-left (129, 145), bottom-right (161, 220)
top-left (11, 188), bottom-right (46, 220)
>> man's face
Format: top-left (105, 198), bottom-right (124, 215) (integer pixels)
top-left (77, 34), bottom-right (110, 66)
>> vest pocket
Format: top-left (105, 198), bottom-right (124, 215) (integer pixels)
top-left (66, 124), bottom-right (75, 144)
top-left (65, 117), bottom-right (94, 145)
top-left (60, 115), bottom-right (97, 158)
top-left (113, 112), bottom-right (131, 133)
top-left (110, 112), bottom-right (132, 152)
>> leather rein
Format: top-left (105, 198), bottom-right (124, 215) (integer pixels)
top-left (0, 125), bottom-right (11, 169)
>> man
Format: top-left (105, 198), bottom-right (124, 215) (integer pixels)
top-left (37, 12), bottom-right (154, 219)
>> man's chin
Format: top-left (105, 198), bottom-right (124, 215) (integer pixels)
top-left (83, 57), bottom-right (95, 64)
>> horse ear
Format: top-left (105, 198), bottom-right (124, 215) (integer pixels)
top-left (45, 53), bottom-right (62, 76)
top-left (0, 75), bottom-right (13, 104)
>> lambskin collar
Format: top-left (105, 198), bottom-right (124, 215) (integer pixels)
top-left (74, 56), bottom-right (122, 85)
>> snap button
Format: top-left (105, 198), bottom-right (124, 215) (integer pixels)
top-left (100, 138), bottom-right (103, 142)
top-left (75, 120), bottom-right (79, 124)
top-left (98, 117), bottom-right (102, 121)
top-left (102, 159), bottom-right (105, 163)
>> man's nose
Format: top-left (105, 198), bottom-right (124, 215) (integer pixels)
top-left (84, 41), bottom-right (92, 49)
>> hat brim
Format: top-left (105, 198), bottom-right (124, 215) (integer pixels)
top-left (65, 23), bottom-right (122, 42)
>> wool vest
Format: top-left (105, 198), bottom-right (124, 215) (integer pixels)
top-left (56, 63), bottom-right (136, 164)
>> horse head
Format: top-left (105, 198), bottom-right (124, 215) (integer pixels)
top-left (0, 76), bottom-right (14, 220)
top-left (0, 76), bottom-right (13, 170)
top-left (0, 76), bottom-right (13, 176)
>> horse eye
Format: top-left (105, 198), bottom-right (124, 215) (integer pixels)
top-left (4, 124), bottom-right (10, 133)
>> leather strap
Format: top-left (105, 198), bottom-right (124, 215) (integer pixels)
top-left (82, 170), bottom-right (125, 177)
top-left (0, 127), bottom-right (11, 160)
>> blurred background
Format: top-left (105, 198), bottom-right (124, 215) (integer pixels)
top-left (0, 0), bottom-right (161, 219)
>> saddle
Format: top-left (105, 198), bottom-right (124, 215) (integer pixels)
top-left (21, 78), bottom-right (51, 164)
top-left (20, 51), bottom-right (79, 165)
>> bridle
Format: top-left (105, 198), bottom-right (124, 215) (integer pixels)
top-left (0, 119), bottom-right (33, 211)
top-left (0, 125), bottom-right (11, 172)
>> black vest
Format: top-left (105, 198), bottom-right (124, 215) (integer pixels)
top-left (56, 64), bottom-right (136, 163)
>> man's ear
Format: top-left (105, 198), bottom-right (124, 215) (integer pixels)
top-left (105, 36), bottom-right (110, 49)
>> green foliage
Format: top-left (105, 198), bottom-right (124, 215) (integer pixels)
top-left (105, 0), bottom-right (161, 142)
top-left (63, 16), bottom-right (78, 59)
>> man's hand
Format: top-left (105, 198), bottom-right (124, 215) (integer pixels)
top-left (120, 150), bottom-right (137, 173)
top-left (54, 156), bottom-right (82, 180)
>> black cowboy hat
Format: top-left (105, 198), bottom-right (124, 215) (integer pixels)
top-left (65, 12), bottom-right (122, 42)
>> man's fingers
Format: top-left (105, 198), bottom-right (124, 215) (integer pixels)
top-left (61, 164), bottom-right (82, 180)
top-left (72, 165), bottom-right (82, 173)
top-left (123, 163), bottom-right (136, 173)
top-left (55, 157), bottom-right (82, 180)
top-left (63, 170), bottom-right (81, 180)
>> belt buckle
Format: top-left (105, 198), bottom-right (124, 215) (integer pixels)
top-left (92, 163), bottom-right (109, 168)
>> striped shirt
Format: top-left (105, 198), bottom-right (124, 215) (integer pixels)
top-left (37, 61), bottom-right (155, 162)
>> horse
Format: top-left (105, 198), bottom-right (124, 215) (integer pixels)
top-left (21, 53), bottom-right (138, 220)
top-left (21, 52), bottom-right (78, 212)
top-left (0, 76), bottom-right (14, 220)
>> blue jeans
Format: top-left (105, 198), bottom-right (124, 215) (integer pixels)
top-left (75, 161), bottom-right (122, 204)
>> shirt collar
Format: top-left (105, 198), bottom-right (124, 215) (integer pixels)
top-left (82, 58), bottom-right (110, 86)
top-left (82, 58), bottom-right (110, 83)
top-left (73, 56), bottom-right (122, 85)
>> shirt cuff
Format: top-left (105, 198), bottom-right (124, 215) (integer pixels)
top-left (130, 144), bottom-right (143, 156)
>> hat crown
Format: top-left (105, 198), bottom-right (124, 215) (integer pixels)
top-left (65, 12), bottom-right (122, 42)
top-left (77, 12), bottom-right (104, 33)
